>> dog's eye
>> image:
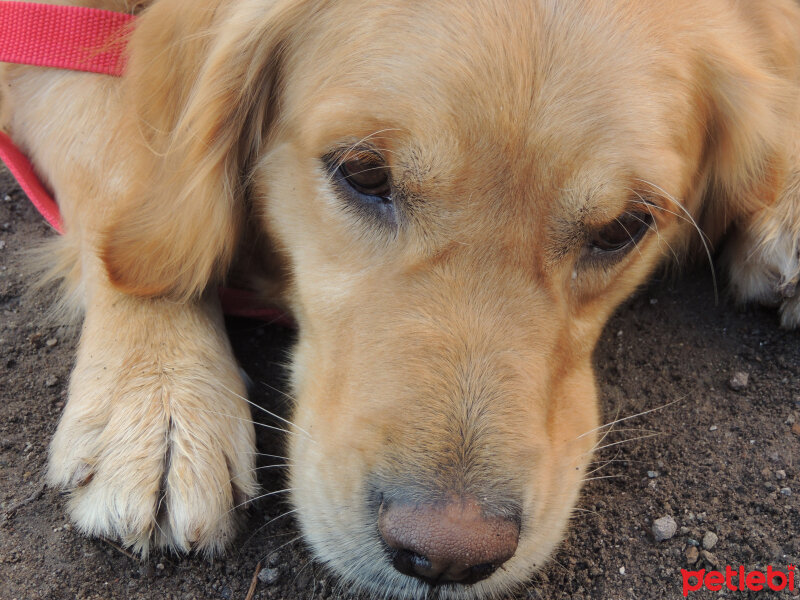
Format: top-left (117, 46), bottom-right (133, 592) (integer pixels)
top-left (589, 210), bottom-right (652, 254)
top-left (339, 157), bottom-right (391, 199)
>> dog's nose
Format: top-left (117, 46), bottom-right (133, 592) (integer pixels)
top-left (377, 497), bottom-right (519, 585)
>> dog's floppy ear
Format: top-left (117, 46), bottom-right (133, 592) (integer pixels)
top-left (101, 0), bottom-right (305, 299)
top-left (699, 3), bottom-right (800, 237)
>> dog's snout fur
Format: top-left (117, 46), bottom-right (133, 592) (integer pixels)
top-left (378, 497), bottom-right (520, 585)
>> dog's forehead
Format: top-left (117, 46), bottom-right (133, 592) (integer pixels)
top-left (279, 1), bottom-right (696, 214)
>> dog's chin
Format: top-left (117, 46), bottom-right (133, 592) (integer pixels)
top-left (288, 429), bottom-right (594, 600)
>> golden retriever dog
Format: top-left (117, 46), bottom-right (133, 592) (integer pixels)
top-left (2, 0), bottom-right (800, 597)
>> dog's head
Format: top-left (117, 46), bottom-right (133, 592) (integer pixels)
top-left (102, 0), bottom-right (800, 597)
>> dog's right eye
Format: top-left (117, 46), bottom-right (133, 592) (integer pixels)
top-left (339, 157), bottom-right (391, 199)
top-left (326, 151), bottom-right (396, 225)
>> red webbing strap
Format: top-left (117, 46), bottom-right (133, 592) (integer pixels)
top-left (0, 130), bottom-right (62, 231)
top-left (0, 1), bottom-right (133, 76)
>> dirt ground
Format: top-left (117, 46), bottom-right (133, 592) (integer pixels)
top-left (0, 165), bottom-right (798, 600)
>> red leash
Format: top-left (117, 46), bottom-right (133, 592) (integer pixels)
top-left (0, 2), bottom-right (292, 325)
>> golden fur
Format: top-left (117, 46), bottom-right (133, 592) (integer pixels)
top-left (2, 0), bottom-right (799, 597)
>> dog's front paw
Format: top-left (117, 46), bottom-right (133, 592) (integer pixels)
top-left (726, 219), bottom-right (800, 328)
top-left (47, 354), bottom-right (258, 556)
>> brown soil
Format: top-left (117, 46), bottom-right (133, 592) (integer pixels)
top-left (1, 166), bottom-right (798, 600)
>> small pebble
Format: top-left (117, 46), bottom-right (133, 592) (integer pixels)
top-left (647, 470), bottom-right (659, 479)
top-left (652, 516), bottom-right (677, 542)
top-left (776, 470), bottom-right (787, 480)
top-left (780, 487), bottom-right (792, 496)
top-left (700, 550), bottom-right (719, 567)
top-left (619, 566), bottom-right (625, 575)
top-left (687, 539), bottom-right (699, 547)
top-left (728, 371), bottom-right (749, 391)
top-left (156, 563), bottom-right (165, 570)
top-left (3, 194), bottom-right (11, 202)
top-left (0, 240), bottom-right (6, 250)
top-left (792, 424), bottom-right (800, 436)
top-left (709, 425), bottom-right (718, 432)
top-left (685, 546), bottom-right (699, 565)
top-left (44, 375), bottom-right (58, 388)
top-left (258, 567), bottom-right (281, 585)
top-left (46, 338), bottom-right (57, 348)
top-left (702, 531), bottom-right (718, 550)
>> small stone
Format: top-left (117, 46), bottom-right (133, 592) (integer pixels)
top-left (0, 241), bottom-right (6, 250)
top-left (649, 298), bottom-right (658, 305)
top-left (258, 567), bottom-right (280, 585)
top-left (45, 338), bottom-right (57, 348)
top-left (680, 527), bottom-right (690, 535)
top-left (687, 539), bottom-right (699, 547)
top-left (709, 425), bottom-right (718, 432)
top-left (652, 516), bottom-right (677, 542)
top-left (685, 546), bottom-right (699, 565)
top-left (156, 563), bottom-right (165, 570)
top-left (702, 531), bottom-right (718, 550)
top-left (787, 414), bottom-right (797, 425)
top-left (700, 550), bottom-right (719, 567)
top-left (3, 195), bottom-right (11, 202)
top-left (728, 372), bottom-right (749, 391)
top-left (780, 487), bottom-right (792, 496)
top-left (793, 424), bottom-right (800, 436)
top-left (647, 471), bottom-right (659, 479)
top-left (44, 375), bottom-right (58, 388)
top-left (619, 566), bottom-right (625, 575)
top-left (776, 470), bottom-right (787, 480)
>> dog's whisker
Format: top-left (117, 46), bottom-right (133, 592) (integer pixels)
top-left (252, 452), bottom-right (291, 461)
top-left (235, 507), bottom-right (299, 555)
top-left (219, 381), bottom-right (314, 440)
top-left (253, 463), bottom-right (291, 471)
top-left (221, 487), bottom-right (294, 519)
top-left (576, 398), bottom-right (681, 439)
top-left (626, 190), bottom-right (684, 264)
top-left (588, 431), bottom-right (663, 455)
top-left (189, 406), bottom-right (306, 439)
top-left (635, 178), bottom-right (719, 303)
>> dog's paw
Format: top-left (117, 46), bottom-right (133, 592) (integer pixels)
top-left (47, 361), bottom-right (258, 556)
top-left (726, 214), bottom-right (800, 328)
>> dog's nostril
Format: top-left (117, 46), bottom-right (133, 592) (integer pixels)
top-left (391, 548), bottom-right (432, 579)
top-left (378, 497), bottom-right (519, 585)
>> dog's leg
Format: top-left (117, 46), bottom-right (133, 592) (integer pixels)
top-left (725, 167), bottom-right (800, 328)
top-left (46, 261), bottom-right (258, 555)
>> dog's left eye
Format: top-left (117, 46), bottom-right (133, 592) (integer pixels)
top-left (589, 210), bottom-right (652, 254)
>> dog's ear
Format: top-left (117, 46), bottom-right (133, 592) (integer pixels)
top-left (101, 0), bottom-right (304, 299)
top-left (699, 3), bottom-right (800, 238)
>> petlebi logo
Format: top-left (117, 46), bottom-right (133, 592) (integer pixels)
top-left (682, 565), bottom-right (797, 596)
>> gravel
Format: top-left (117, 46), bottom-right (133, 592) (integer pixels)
top-left (728, 371), bottom-right (749, 391)
top-left (652, 516), bottom-right (677, 542)
top-left (701, 531), bottom-right (718, 550)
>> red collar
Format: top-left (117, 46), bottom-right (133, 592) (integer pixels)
top-left (0, 1), bottom-right (133, 76)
